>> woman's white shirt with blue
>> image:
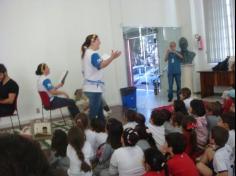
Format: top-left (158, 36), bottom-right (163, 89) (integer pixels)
top-left (82, 49), bottom-right (104, 93)
top-left (37, 75), bottom-right (54, 101)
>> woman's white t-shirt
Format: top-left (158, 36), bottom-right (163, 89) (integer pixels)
top-left (82, 49), bottom-right (104, 93)
top-left (109, 146), bottom-right (145, 176)
top-left (67, 142), bottom-right (94, 176)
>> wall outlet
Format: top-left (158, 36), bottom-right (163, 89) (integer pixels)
top-left (36, 108), bottom-right (40, 114)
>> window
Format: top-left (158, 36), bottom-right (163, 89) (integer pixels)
top-left (204, 0), bottom-right (235, 63)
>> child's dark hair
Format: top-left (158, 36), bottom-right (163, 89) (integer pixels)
top-left (135, 124), bottom-right (157, 149)
top-left (35, 63), bottom-right (47, 76)
top-left (136, 113), bottom-right (146, 126)
top-left (51, 129), bottom-right (68, 157)
top-left (106, 118), bottom-right (123, 149)
top-left (81, 34), bottom-right (98, 58)
top-left (190, 99), bottom-right (206, 116)
top-left (0, 64), bottom-right (7, 73)
top-left (125, 109), bottom-right (137, 122)
top-left (144, 148), bottom-right (168, 175)
top-left (67, 127), bottom-right (91, 173)
top-left (211, 126), bottom-right (229, 147)
top-left (172, 112), bottom-right (185, 127)
top-left (165, 132), bottom-right (186, 154)
top-left (123, 128), bottom-right (139, 147)
top-left (173, 100), bottom-right (188, 115)
top-left (0, 134), bottom-right (54, 176)
top-left (151, 110), bottom-right (166, 126)
top-left (221, 112), bottom-right (235, 130)
top-left (205, 101), bottom-right (222, 116)
top-left (74, 113), bottom-right (89, 130)
top-left (161, 109), bottom-right (172, 122)
top-left (91, 118), bottom-right (106, 133)
top-left (182, 116), bottom-right (198, 154)
top-left (180, 87), bottom-right (192, 99)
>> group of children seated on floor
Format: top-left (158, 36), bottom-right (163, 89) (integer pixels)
top-left (46, 87), bottom-right (235, 176)
top-left (0, 87), bottom-right (234, 176)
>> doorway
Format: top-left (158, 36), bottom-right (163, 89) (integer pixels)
top-left (123, 27), bottom-right (161, 91)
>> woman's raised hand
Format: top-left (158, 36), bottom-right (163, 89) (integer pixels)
top-left (111, 50), bottom-right (122, 60)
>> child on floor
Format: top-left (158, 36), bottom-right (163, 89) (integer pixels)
top-left (144, 148), bottom-right (168, 176)
top-left (218, 112), bottom-right (235, 167)
top-left (162, 109), bottom-right (174, 135)
top-left (205, 101), bottom-right (222, 131)
top-left (197, 126), bottom-right (234, 176)
top-left (171, 112), bottom-right (185, 133)
top-left (136, 113), bottom-right (146, 126)
top-left (181, 116), bottom-right (198, 161)
top-left (74, 113), bottom-right (96, 155)
top-left (179, 87), bottom-right (193, 110)
top-left (91, 119), bottom-right (108, 152)
top-left (189, 99), bottom-right (209, 152)
top-left (74, 89), bottom-right (89, 113)
top-left (93, 118), bottom-right (123, 176)
top-left (147, 110), bottom-right (166, 150)
top-left (123, 109), bottom-right (138, 130)
top-left (109, 128), bottom-right (145, 176)
top-left (135, 124), bottom-right (157, 151)
top-left (173, 100), bottom-right (188, 115)
top-left (164, 133), bottom-right (199, 176)
top-left (67, 127), bottom-right (94, 176)
top-left (49, 129), bottom-right (69, 172)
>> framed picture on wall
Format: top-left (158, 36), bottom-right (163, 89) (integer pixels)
top-left (32, 120), bottom-right (52, 140)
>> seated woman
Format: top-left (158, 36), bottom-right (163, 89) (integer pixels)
top-left (0, 64), bottom-right (19, 116)
top-left (36, 63), bottom-right (79, 118)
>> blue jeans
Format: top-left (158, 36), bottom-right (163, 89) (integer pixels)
top-left (51, 97), bottom-right (80, 118)
top-left (84, 92), bottom-right (104, 120)
top-left (168, 73), bottom-right (181, 100)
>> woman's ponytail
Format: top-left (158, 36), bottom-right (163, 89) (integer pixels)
top-left (81, 34), bottom-right (98, 59)
top-left (35, 63), bottom-right (46, 76)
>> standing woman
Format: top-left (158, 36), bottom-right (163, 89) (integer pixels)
top-left (81, 34), bottom-right (121, 120)
top-left (36, 63), bottom-right (80, 118)
top-left (164, 42), bottom-right (184, 102)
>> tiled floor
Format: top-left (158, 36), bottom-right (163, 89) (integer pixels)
top-left (111, 89), bottom-right (222, 123)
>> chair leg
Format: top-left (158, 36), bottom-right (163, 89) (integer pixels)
top-left (10, 116), bottom-right (14, 132)
top-left (49, 110), bottom-right (52, 123)
top-left (42, 106), bottom-right (44, 120)
top-left (59, 108), bottom-right (66, 125)
top-left (16, 110), bottom-right (22, 130)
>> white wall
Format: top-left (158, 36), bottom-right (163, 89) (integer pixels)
top-left (0, 0), bottom-right (205, 127)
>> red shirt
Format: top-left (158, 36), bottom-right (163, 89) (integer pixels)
top-left (167, 153), bottom-right (199, 176)
top-left (144, 171), bottom-right (165, 176)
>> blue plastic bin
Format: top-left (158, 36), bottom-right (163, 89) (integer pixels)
top-left (120, 87), bottom-right (137, 110)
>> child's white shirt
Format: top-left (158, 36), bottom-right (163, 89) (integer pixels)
top-left (85, 129), bottom-right (97, 154)
top-left (109, 146), bottom-right (145, 176)
top-left (184, 97), bottom-right (193, 110)
top-left (67, 142), bottom-right (94, 176)
top-left (95, 132), bottom-right (108, 151)
top-left (213, 145), bottom-right (234, 176)
top-left (147, 123), bottom-right (165, 150)
top-left (123, 122), bottom-right (138, 130)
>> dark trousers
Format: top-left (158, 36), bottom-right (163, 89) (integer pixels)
top-left (168, 73), bottom-right (181, 100)
top-left (84, 92), bottom-right (104, 120)
top-left (0, 106), bottom-right (14, 117)
top-left (51, 97), bottom-right (79, 118)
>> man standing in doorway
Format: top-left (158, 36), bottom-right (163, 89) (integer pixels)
top-left (165, 42), bottom-right (184, 102)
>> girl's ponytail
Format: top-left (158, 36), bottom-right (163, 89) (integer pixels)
top-left (68, 127), bottom-right (91, 173)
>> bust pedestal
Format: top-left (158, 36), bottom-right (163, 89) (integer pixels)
top-left (181, 64), bottom-right (194, 91)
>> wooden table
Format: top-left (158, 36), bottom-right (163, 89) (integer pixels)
top-left (199, 71), bottom-right (235, 98)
